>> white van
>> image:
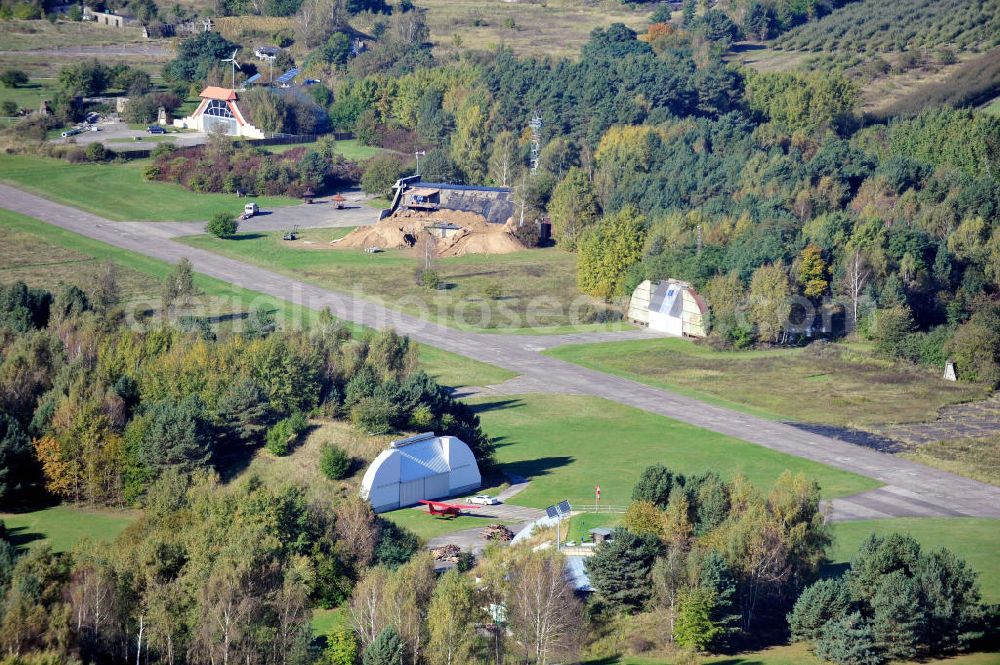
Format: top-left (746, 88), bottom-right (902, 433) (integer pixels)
top-left (243, 202), bottom-right (259, 217)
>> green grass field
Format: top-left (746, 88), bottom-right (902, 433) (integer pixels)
top-left (382, 507), bottom-right (515, 540)
top-left (468, 394), bottom-right (882, 509)
top-left (544, 338), bottom-right (988, 428)
top-left (0, 78), bottom-right (60, 114)
top-left (182, 229), bottom-right (624, 332)
top-left (0, 505), bottom-right (136, 553)
top-left (311, 607), bottom-right (349, 637)
top-left (265, 139), bottom-right (388, 162)
top-left (418, 345), bottom-right (517, 388)
top-left (829, 518), bottom-right (1000, 604)
top-left (0, 154), bottom-right (298, 222)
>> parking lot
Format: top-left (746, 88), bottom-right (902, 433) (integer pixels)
top-left (56, 120), bottom-right (208, 151)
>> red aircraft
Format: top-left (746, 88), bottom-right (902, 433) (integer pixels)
top-left (417, 499), bottom-right (481, 518)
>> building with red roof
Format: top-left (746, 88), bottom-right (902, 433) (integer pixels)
top-left (173, 87), bottom-right (265, 139)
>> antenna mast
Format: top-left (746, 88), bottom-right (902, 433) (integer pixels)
top-left (529, 112), bottom-right (542, 176)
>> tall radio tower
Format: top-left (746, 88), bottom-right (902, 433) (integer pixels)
top-left (529, 112), bottom-right (542, 176)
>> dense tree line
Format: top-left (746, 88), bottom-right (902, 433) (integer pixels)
top-left (0, 473), bottom-right (419, 664)
top-left (579, 466), bottom-right (991, 661)
top-left (0, 272), bottom-right (491, 508)
top-left (144, 136), bottom-right (359, 196)
top-left (330, 20), bottom-right (1000, 378)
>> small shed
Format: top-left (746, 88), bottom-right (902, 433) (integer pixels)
top-left (628, 279), bottom-right (708, 338)
top-left (589, 527), bottom-right (614, 544)
top-left (332, 193), bottom-right (346, 209)
top-left (301, 187), bottom-right (316, 204)
top-left (360, 432), bottom-right (482, 513)
top-left (426, 222), bottom-right (461, 239)
top-left (404, 187), bottom-right (441, 210)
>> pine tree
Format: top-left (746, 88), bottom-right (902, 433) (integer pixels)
top-left (584, 529), bottom-right (662, 611)
top-left (363, 625), bottom-right (404, 665)
top-left (631, 464), bottom-right (680, 508)
top-left (815, 612), bottom-right (885, 665)
top-left (870, 571), bottom-right (921, 661)
top-left (788, 578), bottom-right (851, 641)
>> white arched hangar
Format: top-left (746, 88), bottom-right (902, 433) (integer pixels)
top-left (360, 432), bottom-right (482, 513)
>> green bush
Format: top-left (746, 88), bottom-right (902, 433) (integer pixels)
top-left (85, 142), bottom-right (107, 162)
top-left (319, 443), bottom-right (351, 480)
top-left (1, 100), bottom-right (17, 117)
top-left (265, 412), bottom-right (309, 456)
top-left (207, 212), bottom-right (238, 238)
top-left (360, 154), bottom-right (403, 198)
top-left (350, 396), bottom-right (395, 435)
top-left (420, 270), bottom-right (441, 290)
top-left (1, 69), bottom-right (29, 88)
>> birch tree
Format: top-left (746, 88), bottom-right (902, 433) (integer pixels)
top-left (427, 569), bottom-right (477, 665)
top-left (507, 550), bottom-right (583, 665)
top-left (842, 246), bottom-right (871, 333)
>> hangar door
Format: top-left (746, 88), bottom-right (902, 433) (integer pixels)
top-left (399, 473), bottom-right (450, 507)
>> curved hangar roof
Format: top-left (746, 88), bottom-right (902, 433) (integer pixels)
top-left (360, 432), bottom-right (482, 513)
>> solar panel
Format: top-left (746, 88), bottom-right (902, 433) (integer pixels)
top-left (556, 500), bottom-right (572, 516)
top-left (244, 73), bottom-right (262, 85)
top-left (545, 505), bottom-right (559, 520)
top-left (275, 67), bottom-right (300, 84)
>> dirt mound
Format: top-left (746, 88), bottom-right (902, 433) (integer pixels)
top-left (332, 209), bottom-right (527, 256)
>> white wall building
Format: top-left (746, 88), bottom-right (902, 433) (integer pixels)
top-left (360, 433), bottom-right (482, 513)
top-left (628, 279), bottom-right (709, 338)
top-left (173, 86), bottom-right (265, 139)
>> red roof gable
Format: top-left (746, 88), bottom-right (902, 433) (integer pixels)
top-left (199, 86), bottom-right (237, 101)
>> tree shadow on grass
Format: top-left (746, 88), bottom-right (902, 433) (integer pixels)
top-left (229, 233), bottom-right (266, 241)
top-left (469, 398), bottom-right (525, 414)
top-left (500, 456), bottom-right (574, 483)
top-left (6, 526), bottom-right (44, 553)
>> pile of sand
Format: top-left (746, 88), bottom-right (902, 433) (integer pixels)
top-left (332, 209), bottom-right (527, 256)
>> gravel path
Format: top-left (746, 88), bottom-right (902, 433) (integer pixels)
top-left (4, 183), bottom-right (1000, 522)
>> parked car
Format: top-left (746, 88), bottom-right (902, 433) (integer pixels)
top-left (243, 202), bottom-right (259, 217)
top-left (147, 125), bottom-right (166, 134)
top-left (467, 495), bottom-right (500, 506)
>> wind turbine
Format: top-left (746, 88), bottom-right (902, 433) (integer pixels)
top-left (221, 49), bottom-right (241, 90)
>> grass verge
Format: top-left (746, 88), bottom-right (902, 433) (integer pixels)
top-left (901, 436), bottom-right (1000, 488)
top-left (544, 337), bottom-right (988, 428)
top-left (181, 229), bottom-right (624, 333)
top-left (0, 153), bottom-right (298, 222)
top-left (468, 393), bottom-right (882, 509)
top-left (0, 506), bottom-right (136, 553)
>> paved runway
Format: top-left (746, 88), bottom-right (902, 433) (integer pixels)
top-left (4, 182), bottom-right (1000, 522)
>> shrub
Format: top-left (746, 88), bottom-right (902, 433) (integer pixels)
top-left (319, 443), bottom-right (351, 480)
top-left (207, 212), bottom-right (238, 238)
top-left (420, 270), bottom-right (441, 290)
top-left (0, 69), bottom-right (29, 88)
top-left (350, 396), bottom-right (396, 435)
top-left (85, 142), bottom-right (107, 162)
top-left (265, 412), bottom-right (309, 456)
top-left (455, 550), bottom-right (475, 572)
top-left (1, 100), bottom-right (17, 116)
top-left (484, 282), bottom-right (503, 300)
top-left (360, 154), bottom-right (403, 198)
